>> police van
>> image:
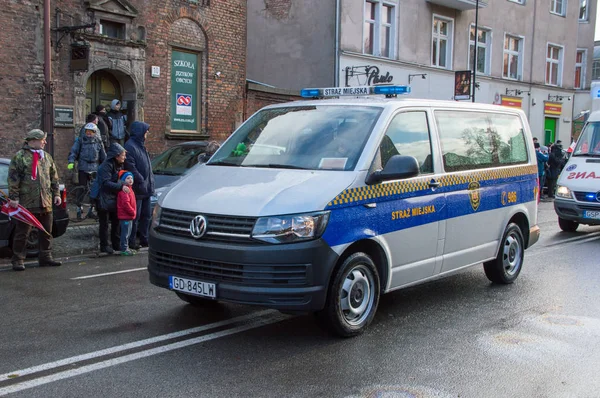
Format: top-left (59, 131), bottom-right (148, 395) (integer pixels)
top-left (148, 86), bottom-right (540, 337)
top-left (554, 111), bottom-right (600, 231)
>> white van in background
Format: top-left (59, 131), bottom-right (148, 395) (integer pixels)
top-left (148, 86), bottom-right (540, 337)
top-left (554, 111), bottom-right (600, 231)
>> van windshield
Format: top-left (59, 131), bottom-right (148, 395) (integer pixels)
top-left (207, 105), bottom-right (383, 171)
top-left (573, 122), bottom-right (600, 156)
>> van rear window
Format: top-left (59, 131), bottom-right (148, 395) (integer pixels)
top-left (435, 111), bottom-right (529, 172)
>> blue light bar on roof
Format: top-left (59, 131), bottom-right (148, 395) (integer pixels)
top-left (373, 85), bottom-right (411, 95)
top-left (300, 85), bottom-right (411, 98)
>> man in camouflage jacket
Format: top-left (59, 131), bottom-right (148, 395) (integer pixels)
top-left (8, 129), bottom-right (62, 271)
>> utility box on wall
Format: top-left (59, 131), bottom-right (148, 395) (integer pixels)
top-left (70, 43), bottom-right (90, 71)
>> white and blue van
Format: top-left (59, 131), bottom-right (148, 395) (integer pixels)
top-left (148, 87), bottom-right (540, 336)
top-left (554, 111), bottom-right (600, 231)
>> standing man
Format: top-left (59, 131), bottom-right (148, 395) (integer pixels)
top-left (535, 142), bottom-right (549, 200)
top-left (8, 129), bottom-right (62, 271)
top-left (93, 105), bottom-right (110, 149)
top-left (107, 99), bottom-right (128, 146)
top-left (124, 121), bottom-right (154, 249)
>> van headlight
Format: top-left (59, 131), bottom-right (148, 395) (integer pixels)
top-left (556, 185), bottom-right (573, 199)
top-left (151, 204), bottom-right (162, 229)
top-left (251, 211), bottom-right (330, 244)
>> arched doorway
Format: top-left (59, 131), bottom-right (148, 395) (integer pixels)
top-left (85, 71), bottom-right (121, 115)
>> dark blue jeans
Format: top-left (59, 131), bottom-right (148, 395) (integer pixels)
top-left (120, 220), bottom-right (132, 252)
top-left (129, 197), bottom-right (151, 247)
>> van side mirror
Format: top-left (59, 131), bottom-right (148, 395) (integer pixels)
top-left (366, 155), bottom-right (420, 185)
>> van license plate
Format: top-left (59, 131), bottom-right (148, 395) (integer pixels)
top-left (583, 210), bottom-right (600, 220)
top-left (169, 276), bottom-right (216, 299)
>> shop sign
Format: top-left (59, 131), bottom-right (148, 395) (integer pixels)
top-left (500, 96), bottom-right (522, 108)
top-left (544, 102), bottom-right (562, 116)
top-left (171, 50), bottom-right (198, 132)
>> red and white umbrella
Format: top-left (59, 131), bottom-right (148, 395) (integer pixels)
top-left (0, 190), bottom-right (50, 235)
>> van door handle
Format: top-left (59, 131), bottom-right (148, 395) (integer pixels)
top-left (429, 180), bottom-right (441, 189)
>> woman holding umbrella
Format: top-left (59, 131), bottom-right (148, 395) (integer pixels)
top-left (7, 129), bottom-right (62, 271)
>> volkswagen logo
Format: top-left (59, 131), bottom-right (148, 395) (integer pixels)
top-left (189, 215), bottom-right (208, 239)
top-left (596, 191), bottom-right (600, 202)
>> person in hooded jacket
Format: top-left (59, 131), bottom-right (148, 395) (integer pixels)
top-left (124, 121), bottom-right (155, 249)
top-left (69, 123), bottom-right (106, 219)
top-left (107, 99), bottom-right (128, 146)
top-left (90, 143), bottom-right (130, 254)
top-left (546, 143), bottom-right (565, 199)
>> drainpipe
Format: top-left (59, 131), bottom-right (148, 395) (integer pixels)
top-left (43, 0), bottom-right (54, 155)
top-left (527, 0), bottom-right (537, 121)
top-left (471, 0), bottom-right (479, 102)
top-left (334, 0), bottom-right (340, 87)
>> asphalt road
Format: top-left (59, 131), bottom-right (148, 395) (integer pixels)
top-left (0, 201), bottom-right (599, 398)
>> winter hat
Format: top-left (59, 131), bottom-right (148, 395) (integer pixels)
top-left (119, 170), bottom-right (133, 182)
top-left (84, 123), bottom-right (99, 134)
top-left (111, 99), bottom-right (121, 109)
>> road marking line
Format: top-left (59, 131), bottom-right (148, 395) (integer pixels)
top-left (541, 231), bottom-right (600, 247)
top-left (0, 313), bottom-right (287, 396)
top-left (70, 267), bottom-right (147, 280)
top-left (0, 309), bottom-right (275, 382)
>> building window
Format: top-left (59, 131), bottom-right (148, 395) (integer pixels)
top-left (592, 60), bottom-right (600, 80)
top-left (579, 0), bottom-right (589, 20)
top-left (550, 0), bottom-right (566, 16)
top-left (432, 16), bottom-right (453, 69)
top-left (575, 49), bottom-right (586, 89)
top-left (469, 25), bottom-right (491, 75)
top-left (546, 44), bottom-right (563, 86)
top-left (99, 20), bottom-right (125, 39)
top-left (363, 1), bottom-right (396, 58)
top-left (503, 34), bottom-right (523, 80)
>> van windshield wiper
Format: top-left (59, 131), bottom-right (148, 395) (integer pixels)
top-left (207, 160), bottom-right (240, 167)
top-left (572, 153), bottom-right (600, 157)
top-left (247, 163), bottom-right (309, 170)
top-left (153, 170), bottom-right (180, 175)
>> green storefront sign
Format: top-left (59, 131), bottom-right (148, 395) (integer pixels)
top-left (171, 50), bottom-right (198, 132)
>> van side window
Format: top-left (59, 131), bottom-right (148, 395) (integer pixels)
top-left (379, 111), bottom-right (433, 174)
top-left (435, 111), bottom-right (528, 172)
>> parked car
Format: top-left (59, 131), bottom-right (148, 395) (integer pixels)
top-left (0, 158), bottom-right (69, 257)
top-left (150, 141), bottom-right (209, 210)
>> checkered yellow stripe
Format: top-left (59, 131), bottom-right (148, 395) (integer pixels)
top-left (327, 164), bottom-right (537, 207)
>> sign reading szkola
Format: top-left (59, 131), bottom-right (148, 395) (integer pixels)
top-left (500, 96), bottom-right (523, 108)
top-left (171, 50), bottom-right (198, 132)
top-left (544, 102), bottom-right (562, 116)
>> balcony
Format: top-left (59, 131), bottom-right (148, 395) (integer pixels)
top-left (426, 0), bottom-right (487, 11)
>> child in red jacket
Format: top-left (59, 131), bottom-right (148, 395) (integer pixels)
top-left (117, 170), bottom-right (137, 256)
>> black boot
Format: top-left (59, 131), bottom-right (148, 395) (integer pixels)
top-left (12, 261), bottom-right (25, 271)
top-left (39, 251), bottom-right (62, 267)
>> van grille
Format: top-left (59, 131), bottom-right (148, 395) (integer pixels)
top-left (150, 250), bottom-right (309, 286)
top-left (157, 208), bottom-right (257, 243)
top-left (574, 192), bottom-right (600, 203)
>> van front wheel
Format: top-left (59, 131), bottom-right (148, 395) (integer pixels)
top-left (558, 217), bottom-right (578, 232)
top-left (483, 223), bottom-right (524, 284)
top-left (316, 252), bottom-right (380, 337)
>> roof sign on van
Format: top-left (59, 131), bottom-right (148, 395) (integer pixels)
top-left (300, 85), bottom-right (411, 98)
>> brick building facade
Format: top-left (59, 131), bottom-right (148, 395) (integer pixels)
top-left (0, 0), bottom-right (247, 179)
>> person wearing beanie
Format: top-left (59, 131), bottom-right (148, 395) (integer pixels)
top-left (117, 170), bottom-right (137, 256)
top-left (107, 99), bottom-right (128, 146)
top-left (124, 121), bottom-right (154, 250)
top-left (8, 129), bottom-right (62, 270)
top-left (90, 143), bottom-right (129, 254)
top-left (68, 122), bottom-right (106, 220)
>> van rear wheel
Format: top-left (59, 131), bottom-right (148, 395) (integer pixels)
top-left (484, 223), bottom-right (524, 284)
top-left (558, 217), bottom-right (579, 232)
top-left (316, 252), bottom-right (380, 337)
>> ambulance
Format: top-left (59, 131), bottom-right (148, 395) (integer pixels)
top-left (554, 111), bottom-right (600, 231)
top-left (148, 86), bottom-right (540, 336)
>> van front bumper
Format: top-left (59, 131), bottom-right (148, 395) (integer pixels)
top-left (554, 198), bottom-right (600, 225)
top-left (148, 229), bottom-right (339, 312)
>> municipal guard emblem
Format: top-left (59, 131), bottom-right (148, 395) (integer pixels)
top-left (468, 181), bottom-right (481, 211)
